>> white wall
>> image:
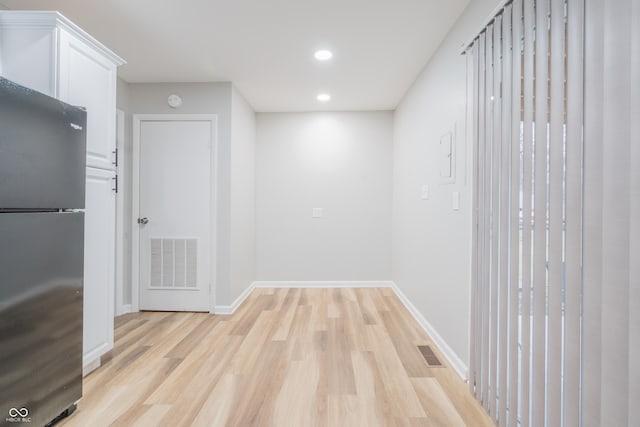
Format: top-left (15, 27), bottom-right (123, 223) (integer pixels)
top-left (256, 112), bottom-right (393, 282)
top-left (229, 86), bottom-right (256, 302)
top-left (392, 0), bottom-right (498, 374)
top-left (115, 78), bottom-right (132, 307)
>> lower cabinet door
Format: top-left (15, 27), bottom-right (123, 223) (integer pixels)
top-left (83, 167), bottom-right (116, 371)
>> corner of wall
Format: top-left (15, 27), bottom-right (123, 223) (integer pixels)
top-left (115, 77), bottom-right (133, 309)
top-left (390, 283), bottom-right (468, 380)
top-left (228, 83), bottom-right (257, 306)
top-left (390, 0), bottom-right (501, 374)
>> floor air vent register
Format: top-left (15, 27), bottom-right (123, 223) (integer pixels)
top-left (418, 345), bottom-right (443, 367)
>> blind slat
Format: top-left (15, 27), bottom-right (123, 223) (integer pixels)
top-left (489, 18), bottom-right (502, 420)
top-left (547, 0), bottom-right (565, 424)
top-left (480, 29), bottom-right (492, 409)
top-left (564, 0), bottom-right (584, 425)
top-left (470, 40), bottom-right (480, 396)
top-left (599, 0), bottom-right (631, 424)
top-left (474, 37), bottom-right (484, 401)
top-left (478, 30), bottom-right (488, 404)
top-left (520, 1), bottom-right (535, 424)
top-left (532, 0), bottom-right (549, 424)
top-left (582, 0), bottom-right (604, 424)
top-left (508, 2), bottom-right (523, 425)
top-left (628, 2), bottom-right (640, 423)
top-left (498, 7), bottom-right (512, 425)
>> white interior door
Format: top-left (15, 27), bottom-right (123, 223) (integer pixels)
top-left (138, 120), bottom-right (212, 311)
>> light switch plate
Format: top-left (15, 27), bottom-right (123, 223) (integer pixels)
top-left (421, 185), bottom-right (429, 200)
top-left (312, 208), bottom-right (323, 218)
top-left (452, 192), bottom-right (460, 210)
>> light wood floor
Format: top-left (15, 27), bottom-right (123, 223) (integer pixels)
top-left (60, 288), bottom-right (493, 427)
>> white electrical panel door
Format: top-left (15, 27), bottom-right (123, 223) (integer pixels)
top-left (138, 120), bottom-right (212, 312)
top-left (440, 132), bottom-right (453, 178)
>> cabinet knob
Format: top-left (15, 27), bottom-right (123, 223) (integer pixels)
top-left (137, 217), bottom-right (149, 225)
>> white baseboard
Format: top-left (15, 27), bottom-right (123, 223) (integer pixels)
top-left (390, 283), bottom-right (468, 381)
top-left (213, 282), bottom-right (256, 315)
top-left (82, 356), bottom-right (101, 377)
top-left (253, 281), bottom-right (394, 288)
top-left (115, 304), bottom-right (133, 316)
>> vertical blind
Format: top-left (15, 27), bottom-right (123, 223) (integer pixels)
top-left (468, 0), bottom-right (639, 426)
top-left (582, 0), bottom-right (639, 426)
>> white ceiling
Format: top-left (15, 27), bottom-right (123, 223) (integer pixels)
top-left (0, 0), bottom-right (469, 112)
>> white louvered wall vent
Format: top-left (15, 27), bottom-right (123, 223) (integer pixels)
top-left (150, 238), bottom-right (197, 288)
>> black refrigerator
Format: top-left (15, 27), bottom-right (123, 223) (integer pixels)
top-left (0, 77), bottom-right (86, 426)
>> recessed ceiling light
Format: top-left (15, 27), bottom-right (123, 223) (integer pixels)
top-left (314, 50), bottom-right (333, 61)
top-left (317, 93), bottom-right (331, 102)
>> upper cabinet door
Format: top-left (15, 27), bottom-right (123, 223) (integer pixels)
top-left (58, 29), bottom-right (118, 171)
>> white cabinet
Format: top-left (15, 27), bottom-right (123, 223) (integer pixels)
top-left (58, 30), bottom-right (119, 170)
top-left (0, 11), bottom-right (122, 170)
top-left (83, 168), bottom-right (116, 368)
top-left (0, 11), bottom-right (125, 373)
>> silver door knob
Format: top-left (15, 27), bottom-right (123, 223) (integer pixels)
top-left (138, 217), bottom-right (149, 225)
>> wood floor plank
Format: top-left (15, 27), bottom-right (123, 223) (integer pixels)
top-left (59, 288), bottom-right (493, 427)
top-left (327, 317), bottom-right (357, 394)
top-left (379, 310), bottom-right (434, 378)
top-left (271, 288), bottom-right (301, 340)
top-left (344, 299), bottom-right (371, 351)
top-left (314, 288), bottom-right (329, 331)
top-left (108, 358), bottom-right (182, 426)
top-left (272, 351), bottom-right (322, 426)
top-left (269, 287), bottom-right (288, 312)
top-left (114, 316), bottom-right (214, 387)
top-left (351, 350), bottom-right (390, 427)
top-left (411, 378), bottom-right (466, 427)
top-left (130, 405), bottom-right (172, 427)
top-left (164, 313), bottom-right (219, 359)
top-left (228, 292), bottom-right (274, 336)
top-left (368, 324), bottom-right (428, 418)
top-left (189, 373), bottom-right (239, 427)
top-left (355, 287), bottom-right (382, 325)
top-left (224, 340), bottom-right (289, 426)
top-left (155, 335), bottom-right (245, 427)
top-left (287, 304), bottom-right (314, 361)
top-left (144, 321), bottom-right (235, 405)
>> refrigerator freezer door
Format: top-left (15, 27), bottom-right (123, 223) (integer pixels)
top-left (0, 77), bottom-right (87, 210)
top-left (0, 212), bottom-right (84, 426)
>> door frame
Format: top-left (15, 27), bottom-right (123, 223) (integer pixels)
top-left (114, 109), bottom-right (129, 316)
top-left (131, 114), bottom-right (218, 313)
